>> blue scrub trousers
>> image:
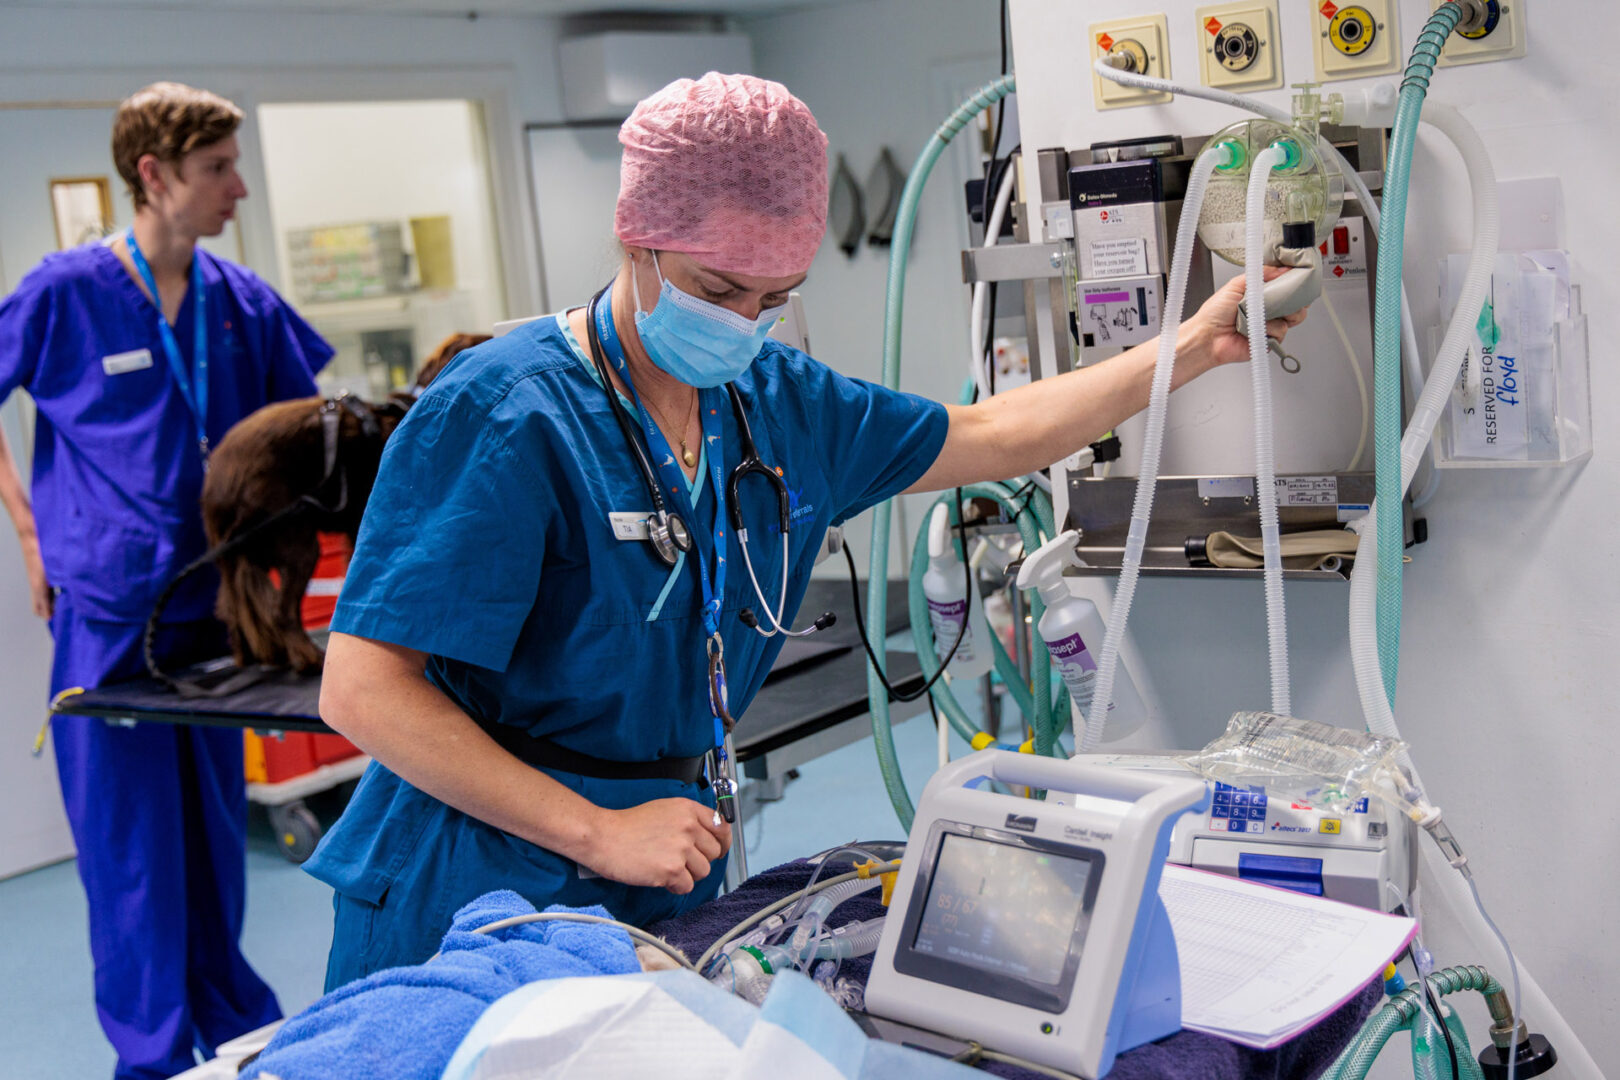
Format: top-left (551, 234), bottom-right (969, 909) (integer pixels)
top-left (50, 594), bottom-right (281, 1080)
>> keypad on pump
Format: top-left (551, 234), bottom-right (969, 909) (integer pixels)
top-left (1209, 781), bottom-right (1267, 833)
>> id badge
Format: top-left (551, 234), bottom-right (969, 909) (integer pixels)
top-left (102, 348), bottom-right (154, 376)
top-left (608, 511), bottom-right (653, 541)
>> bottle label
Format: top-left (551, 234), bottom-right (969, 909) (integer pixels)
top-left (927, 597), bottom-right (975, 663)
top-left (1048, 631), bottom-right (1110, 712)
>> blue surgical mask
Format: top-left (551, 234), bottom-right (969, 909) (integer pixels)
top-left (631, 253), bottom-right (786, 388)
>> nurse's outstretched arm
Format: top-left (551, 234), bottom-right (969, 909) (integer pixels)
top-left (321, 631), bottom-right (731, 893)
top-left (905, 271), bottom-right (1307, 493)
top-left (0, 423), bottom-right (51, 619)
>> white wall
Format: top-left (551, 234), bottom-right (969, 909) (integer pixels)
top-left (741, 0), bottom-right (1003, 579)
top-left (258, 99), bottom-right (507, 338)
top-left (1009, 1), bottom-right (1617, 1073)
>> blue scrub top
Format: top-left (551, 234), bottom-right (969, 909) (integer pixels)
top-left (313, 312), bottom-right (947, 905)
top-left (0, 243), bottom-right (332, 622)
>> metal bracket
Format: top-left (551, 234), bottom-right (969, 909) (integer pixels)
top-left (961, 241), bottom-right (1069, 284)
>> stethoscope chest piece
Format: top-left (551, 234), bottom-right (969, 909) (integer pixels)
top-left (648, 510), bottom-right (693, 567)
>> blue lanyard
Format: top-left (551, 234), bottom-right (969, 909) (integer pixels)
top-left (592, 299), bottom-right (730, 641)
top-left (126, 230), bottom-right (209, 459)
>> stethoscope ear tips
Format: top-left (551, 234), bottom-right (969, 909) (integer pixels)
top-left (739, 609), bottom-right (759, 628)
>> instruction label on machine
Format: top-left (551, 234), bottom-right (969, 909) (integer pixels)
top-left (1079, 275), bottom-right (1162, 347)
top-left (1089, 236), bottom-right (1149, 278)
top-left (1274, 476), bottom-right (1339, 506)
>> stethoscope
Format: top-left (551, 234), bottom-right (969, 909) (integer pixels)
top-left (584, 287), bottom-right (833, 640)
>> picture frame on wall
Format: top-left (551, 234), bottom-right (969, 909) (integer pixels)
top-left (49, 176), bottom-right (114, 250)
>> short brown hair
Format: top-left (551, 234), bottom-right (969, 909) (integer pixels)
top-left (112, 82), bottom-right (243, 209)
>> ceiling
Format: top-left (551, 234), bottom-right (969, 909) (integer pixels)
top-left (2, 0), bottom-right (845, 15)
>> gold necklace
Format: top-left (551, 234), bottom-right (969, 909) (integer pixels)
top-left (646, 388), bottom-right (700, 468)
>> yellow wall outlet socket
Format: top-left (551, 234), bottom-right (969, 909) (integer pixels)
top-left (1311, 0), bottom-right (1402, 80)
top-left (1435, 0), bottom-right (1526, 67)
top-left (1196, 1), bottom-right (1284, 92)
top-left (1089, 14), bottom-right (1173, 110)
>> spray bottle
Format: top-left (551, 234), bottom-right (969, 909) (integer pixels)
top-left (1016, 530), bottom-right (1145, 736)
top-left (922, 504), bottom-right (993, 681)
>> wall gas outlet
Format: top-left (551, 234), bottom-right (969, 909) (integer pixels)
top-left (1435, 0), bottom-right (1526, 66)
top-left (1089, 15), bottom-right (1172, 110)
top-left (1196, 2), bottom-right (1283, 92)
top-left (1311, 0), bottom-right (1401, 81)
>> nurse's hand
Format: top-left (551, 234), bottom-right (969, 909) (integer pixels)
top-left (1181, 268), bottom-right (1310, 370)
top-left (19, 529), bottom-right (51, 619)
top-left (588, 798), bottom-right (731, 893)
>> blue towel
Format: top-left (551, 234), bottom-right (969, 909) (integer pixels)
top-left (241, 891), bottom-right (640, 1080)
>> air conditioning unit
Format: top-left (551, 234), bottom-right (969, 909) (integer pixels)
top-left (558, 32), bottom-right (756, 122)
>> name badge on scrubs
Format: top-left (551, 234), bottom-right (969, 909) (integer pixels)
top-left (609, 511), bottom-right (654, 542)
top-left (102, 348), bottom-right (154, 376)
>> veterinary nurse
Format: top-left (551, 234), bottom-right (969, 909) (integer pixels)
top-left (0, 84), bottom-right (332, 1079)
top-left (311, 72), bottom-right (1304, 987)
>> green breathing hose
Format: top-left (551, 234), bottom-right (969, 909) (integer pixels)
top-left (1372, 3), bottom-right (1464, 706)
top-left (901, 482), bottom-right (1066, 760)
top-left (1322, 965), bottom-right (1502, 1080)
top-left (865, 74), bottom-right (1016, 830)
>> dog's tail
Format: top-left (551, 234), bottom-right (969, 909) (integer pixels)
top-left (217, 554), bottom-right (288, 669)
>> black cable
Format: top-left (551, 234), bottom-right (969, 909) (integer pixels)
top-left (847, 488), bottom-right (972, 703)
top-left (980, 0), bottom-right (1011, 396)
top-left (1003, 479), bottom-right (1039, 526)
top-left (1425, 976), bottom-right (1462, 1080)
top-left (1400, 945), bottom-right (1460, 1080)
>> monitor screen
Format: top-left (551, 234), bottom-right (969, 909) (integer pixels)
top-left (910, 833), bottom-right (1096, 987)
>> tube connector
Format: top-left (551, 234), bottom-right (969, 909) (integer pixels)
top-left (1423, 814), bottom-right (1472, 876)
top-left (855, 858), bottom-right (901, 907)
top-left (1335, 81), bottom-right (1400, 128)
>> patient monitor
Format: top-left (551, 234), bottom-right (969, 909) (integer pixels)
top-left (865, 751), bottom-right (1207, 1079)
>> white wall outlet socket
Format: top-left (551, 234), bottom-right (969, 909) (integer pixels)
top-left (1311, 0), bottom-right (1402, 81)
top-left (1435, 0), bottom-right (1527, 67)
top-left (1089, 14), bottom-right (1173, 110)
top-left (1196, 1), bottom-right (1284, 92)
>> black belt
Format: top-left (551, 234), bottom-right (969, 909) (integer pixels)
top-left (482, 723), bottom-right (708, 785)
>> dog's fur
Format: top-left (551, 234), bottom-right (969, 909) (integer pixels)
top-left (201, 332), bottom-right (489, 672)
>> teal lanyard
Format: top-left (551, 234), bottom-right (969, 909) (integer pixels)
top-left (126, 230), bottom-right (209, 459)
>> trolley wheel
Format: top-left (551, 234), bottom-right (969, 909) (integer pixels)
top-left (268, 802), bottom-right (322, 863)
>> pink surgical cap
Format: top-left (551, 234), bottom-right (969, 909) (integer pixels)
top-left (615, 71), bottom-right (829, 278)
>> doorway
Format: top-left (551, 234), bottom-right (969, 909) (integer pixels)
top-left (256, 99), bottom-right (508, 399)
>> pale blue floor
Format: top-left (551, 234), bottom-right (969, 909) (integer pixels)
top-left (0, 674), bottom-right (979, 1079)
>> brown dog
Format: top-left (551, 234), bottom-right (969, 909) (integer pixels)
top-left (201, 332), bottom-right (489, 672)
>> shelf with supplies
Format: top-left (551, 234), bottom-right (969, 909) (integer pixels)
top-left (1063, 472), bottom-right (1405, 581)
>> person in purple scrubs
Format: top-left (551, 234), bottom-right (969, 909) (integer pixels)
top-left (0, 82), bottom-right (331, 1080)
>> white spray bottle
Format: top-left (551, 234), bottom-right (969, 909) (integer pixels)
top-left (1017, 529), bottom-right (1145, 737)
top-left (922, 504), bottom-right (993, 681)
